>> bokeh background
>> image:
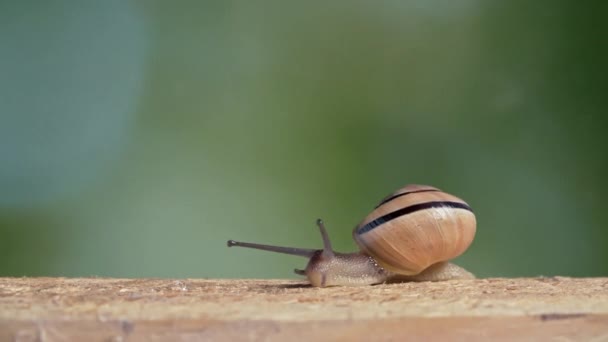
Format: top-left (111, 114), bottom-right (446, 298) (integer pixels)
top-left (1, 1), bottom-right (606, 280)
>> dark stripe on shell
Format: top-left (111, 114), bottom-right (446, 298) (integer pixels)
top-left (357, 201), bottom-right (473, 235)
top-left (375, 188), bottom-right (440, 208)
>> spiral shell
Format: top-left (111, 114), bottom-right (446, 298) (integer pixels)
top-left (352, 184), bottom-right (476, 275)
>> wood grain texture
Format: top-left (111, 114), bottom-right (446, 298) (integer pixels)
top-left (1, 277), bottom-right (608, 341)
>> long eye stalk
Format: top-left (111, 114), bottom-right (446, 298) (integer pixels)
top-left (227, 240), bottom-right (317, 258)
top-left (226, 218), bottom-right (335, 259)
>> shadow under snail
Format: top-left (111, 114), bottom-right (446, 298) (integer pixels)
top-left (227, 184), bottom-right (476, 287)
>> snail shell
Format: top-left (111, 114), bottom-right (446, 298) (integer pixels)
top-left (353, 184), bottom-right (476, 275)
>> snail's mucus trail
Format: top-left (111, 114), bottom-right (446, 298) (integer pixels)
top-left (357, 201), bottom-right (473, 235)
top-left (375, 188), bottom-right (440, 208)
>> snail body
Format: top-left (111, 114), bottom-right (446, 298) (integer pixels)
top-left (227, 184), bottom-right (476, 287)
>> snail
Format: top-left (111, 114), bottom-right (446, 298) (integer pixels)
top-left (227, 184), bottom-right (476, 287)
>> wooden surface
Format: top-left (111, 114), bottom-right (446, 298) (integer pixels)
top-left (1, 277), bottom-right (608, 341)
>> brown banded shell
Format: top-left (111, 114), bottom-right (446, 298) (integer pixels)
top-left (352, 184), bottom-right (476, 275)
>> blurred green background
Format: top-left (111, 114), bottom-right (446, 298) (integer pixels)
top-left (1, 1), bottom-right (606, 280)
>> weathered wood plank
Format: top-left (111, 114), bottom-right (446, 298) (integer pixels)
top-left (1, 277), bottom-right (607, 341)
